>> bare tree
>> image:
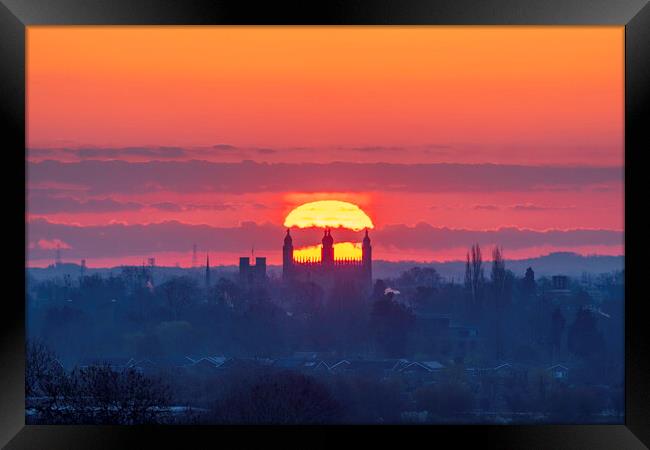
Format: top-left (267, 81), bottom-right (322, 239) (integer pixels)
top-left (464, 243), bottom-right (485, 313)
top-left (69, 365), bottom-right (171, 424)
top-left (28, 350), bottom-right (172, 424)
top-left (25, 339), bottom-right (67, 399)
top-left (491, 246), bottom-right (507, 306)
top-left (26, 340), bottom-right (74, 424)
top-left (491, 246), bottom-right (507, 360)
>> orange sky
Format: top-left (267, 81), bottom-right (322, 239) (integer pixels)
top-left (28, 26), bottom-right (623, 161)
top-left (26, 27), bottom-right (624, 267)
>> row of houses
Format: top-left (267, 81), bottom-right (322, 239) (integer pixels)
top-left (75, 354), bottom-right (569, 382)
top-left (76, 354), bottom-right (445, 378)
top-left (466, 362), bottom-right (570, 383)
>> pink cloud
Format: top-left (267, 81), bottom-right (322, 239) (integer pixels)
top-left (35, 238), bottom-right (71, 250)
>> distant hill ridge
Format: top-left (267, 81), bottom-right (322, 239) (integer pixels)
top-left (372, 252), bottom-right (623, 281)
top-left (28, 252), bottom-right (623, 282)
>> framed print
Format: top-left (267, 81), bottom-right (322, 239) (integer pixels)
top-left (1, 0), bottom-right (649, 448)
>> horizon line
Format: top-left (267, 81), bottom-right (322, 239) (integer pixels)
top-left (26, 251), bottom-right (625, 270)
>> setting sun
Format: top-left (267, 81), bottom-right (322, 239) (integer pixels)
top-left (284, 200), bottom-right (374, 231)
top-left (293, 241), bottom-right (363, 262)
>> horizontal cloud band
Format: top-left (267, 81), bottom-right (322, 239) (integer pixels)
top-left (27, 219), bottom-right (623, 261)
top-left (28, 160), bottom-right (622, 195)
top-left (27, 195), bottom-right (240, 214)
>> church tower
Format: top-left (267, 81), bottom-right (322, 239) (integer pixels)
top-left (282, 228), bottom-right (294, 280)
top-left (321, 229), bottom-right (334, 266)
top-left (362, 228), bottom-right (372, 289)
top-left (205, 253), bottom-right (211, 289)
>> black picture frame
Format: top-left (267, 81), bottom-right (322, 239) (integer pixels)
top-left (2, 0), bottom-right (648, 448)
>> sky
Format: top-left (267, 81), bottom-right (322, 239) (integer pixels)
top-left (26, 26), bottom-right (624, 267)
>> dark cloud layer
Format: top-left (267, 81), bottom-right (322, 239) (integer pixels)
top-left (377, 223), bottom-right (622, 251)
top-left (28, 196), bottom-right (142, 214)
top-left (212, 144), bottom-right (238, 151)
top-left (350, 146), bottom-right (402, 153)
top-left (472, 203), bottom-right (576, 212)
top-left (28, 160), bottom-right (622, 195)
top-left (27, 219), bottom-right (623, 261)
top-left (510, 204), bottom-right (574, 211)
top-left (27, 194), bottom-right (241, 215)
top-left (29, 147), bottom-right (189, 160)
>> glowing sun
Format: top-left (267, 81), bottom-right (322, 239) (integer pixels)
top-left (284, 200), bottom-right (374, 231)
top-left (293, 242), bottom-right (363, 261)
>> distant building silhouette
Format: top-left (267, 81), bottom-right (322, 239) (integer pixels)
top-left (54, 243), bottom-right (62, 268)
top-left (282, 228), bottom-right (372, 293)
top-left (552, 275), bottom-right (569, 291)
top-left (147, 257), bottom-right (155, 287)
top-left (205, 253), bottom-right (211, 288)
top-left (239, 256), bottom-right (267, 288)
top-left (523, 267), bottom-right (536, 297)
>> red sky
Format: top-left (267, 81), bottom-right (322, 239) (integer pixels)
top-left (26, 26), bottom-right (624, 267)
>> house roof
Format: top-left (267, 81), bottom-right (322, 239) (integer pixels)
top-left (421, 361), bottom-right (445, 370)
top-left (194, 356), bottom-right (228, 367)
top-left (188, 357), bottom-right (228, 370)
top-left (312, 361), bottom-right (331, 370)
top-left (132, 358), bottom-right (156, 368)
top-left (400, 361), bottom-right (445, 373)
top-left (329, 360), bottom-right (351, 370)
top-left (391, 359), bottom-right (410, 371)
